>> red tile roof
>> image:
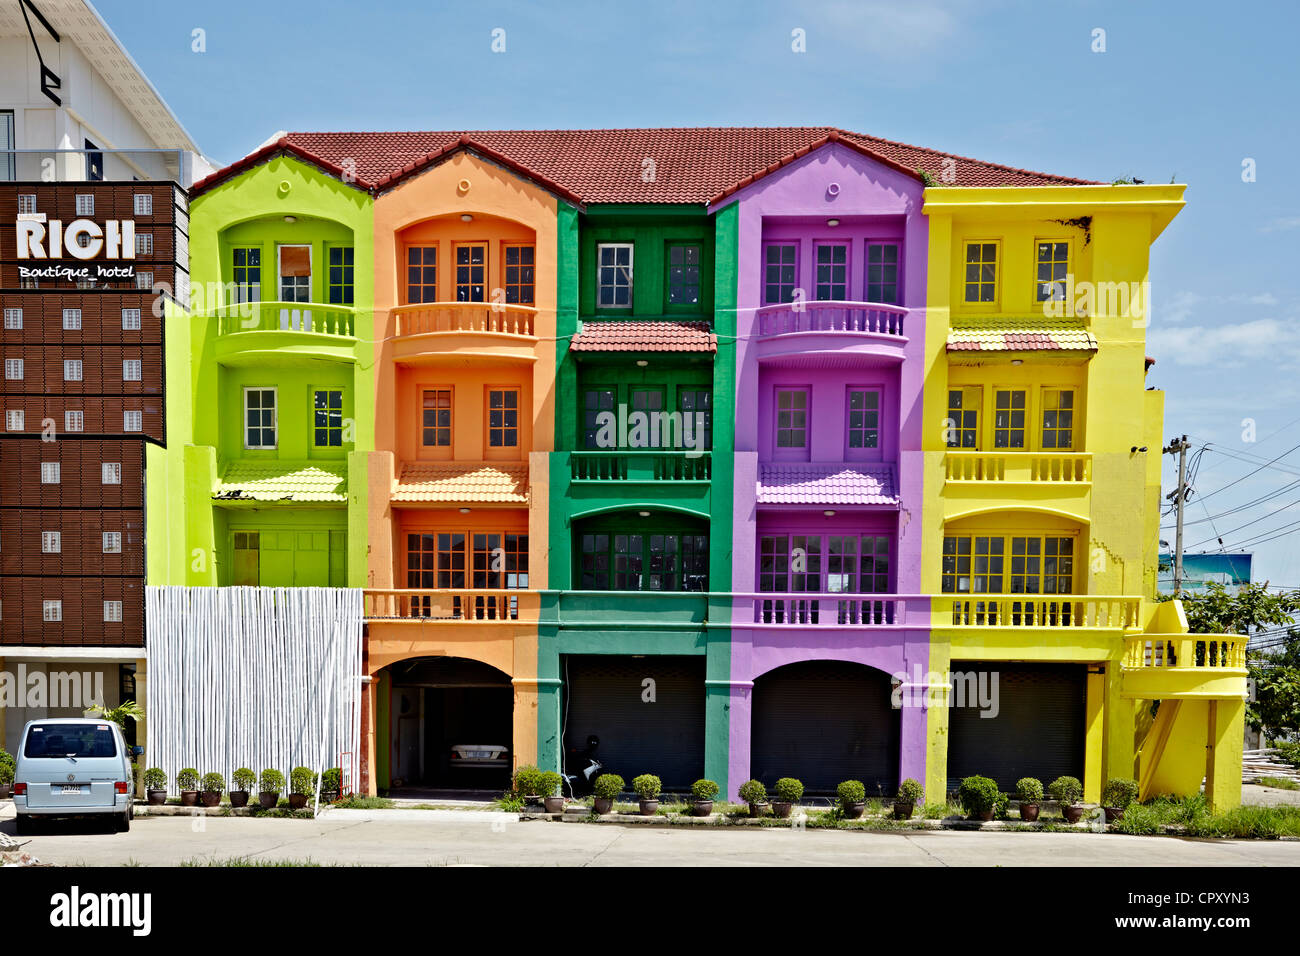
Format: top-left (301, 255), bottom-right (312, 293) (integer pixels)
top-left (193, 128), bottom-right (1096, 200)
top-left (570, 320), bottom-right (716, 353)
top-left (757, 463), bottom-right (899, 506)
top-left (392, 462), bottom-right (529, 504)
top-left (946, 325), bottom-right (1098, 353)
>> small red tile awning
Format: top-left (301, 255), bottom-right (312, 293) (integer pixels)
top-left (946, 325), bottom-right (1098, 353)
top-left (569, 320), bottom-right (717, 353)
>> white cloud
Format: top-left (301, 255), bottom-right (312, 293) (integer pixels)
top-left (820, 1), bottom-right (964, 56)
top-left (1148, 317), bottom-right (1300, 367)
top-left (1261, 216), bottom-right (1300, 232)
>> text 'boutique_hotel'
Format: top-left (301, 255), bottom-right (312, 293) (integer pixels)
top-left (2, 1), bottom-right (1247, 807)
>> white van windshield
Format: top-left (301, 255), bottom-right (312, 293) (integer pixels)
top-left (23, 723), bottom-right (118, 759)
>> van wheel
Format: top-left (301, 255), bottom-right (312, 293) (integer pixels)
top-left (115, 811), bottom-right (130, 833)
top-left (15, 816), bottom-right (34, 836)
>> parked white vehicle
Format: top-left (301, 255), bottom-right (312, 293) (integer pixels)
top-left (12, 718), bottom-right (134, 834)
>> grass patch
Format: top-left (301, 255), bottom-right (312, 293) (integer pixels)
top-left (1255, 776), bottom-right (1300, 791)
top-left (1111, 795), bottom-right (1300, 838)
top-left (181, 856), bottom-right (329, 867)
top-left (333, 795), bottom-right (397, 810)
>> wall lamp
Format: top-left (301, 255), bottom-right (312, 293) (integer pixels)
top-left (1130, 446), bottom-right (1148, 453)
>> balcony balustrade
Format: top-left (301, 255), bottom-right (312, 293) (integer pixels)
top-left (569, 450), bottom-right (712, 482)
top-left (756, 300), bottom-right (907, 338)
top-left (935, 594), bottom-right (1142, 630)
top-left (214, 301), bottom-right (355, 337)
top-left (364, 588), bottom-right (537, 622)
top-left (744, 592), bottom-right (915, 627)
top-left (944, 451), bottom-right (1092, 484)
top-left (393, 302), bottom-right (536, 338)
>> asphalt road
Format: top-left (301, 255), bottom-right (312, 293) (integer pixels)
top-left (2, 806), bottom-right (1299, 867)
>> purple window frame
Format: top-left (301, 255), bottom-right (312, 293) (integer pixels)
top-left (866, 241), bottom-right (901, 304)
top-left (762, 241), bottom-right (799, 305)
top-left (773, 385), bottom-right (811, 461)
top-left (813, 241), bottom-right (849, 301)
top-left (845, 386), bottom-right (883, 461)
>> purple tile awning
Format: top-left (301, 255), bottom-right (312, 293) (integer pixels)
top-left (757, 463), bottom-right (899, 506)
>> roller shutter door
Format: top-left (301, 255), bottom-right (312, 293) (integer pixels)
top-left (561, 655), bottom-right (705, 790)
top-left (751, 660), bottom-right (899, 795)
top-left (946, 662), bottom-right (1086, 793)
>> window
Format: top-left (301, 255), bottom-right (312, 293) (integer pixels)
top-left (503, 244), bottom-right (535, 304)
top-left (135, 271), bottom-right (153, 291)
top-left (1009, 536), bottom-right (1074, 595)
top-left (103, 601), bottom-right (123, 622)
top-left (102, 462), bottom-right (122, 484)
top-left (42, 531), bottom-right (61, 553)
top-left (473, 533), bottom-right (529, 590)
top-left (1041, 389), bottom-right (1075, 449)
top-left (582, 388), bottom-right (615, 449)
top-left (327, 246), bottom-right (354, 305)
top-left (123, 410), bottom-right (142, 432)
top-left (1035, 240), bottom-right (1070, 302)
top-left (406, 246), bottom-right (437, 303)
top-left (232, 248), bottom-right (261, 303)
top-left (63, 308), bottom-right (82, 330)
top-left (454, 243), bottom-right (487, 302)
top-left (40, 462), bottom-right (60, 484)
top-left (232, 531), bottom-right (260, 586)
top-left (134, 193), bottom-right (153, 216)
top-left (43, 600), bottom-right (62, 622)
top-left (20, 276), bottom-right (37, 289)
top-left (597, 243), bottom-right (633, 309)
top-left (18, 194), bottom-right (36, 214)
top-left (123, 360), bottom-right (142, 382)
top-left (487, 388), bottom-right (519, 447)
top-left (775, 388), bottom-right (809, 449)
top-left (421, 388), bottom-right (452, 446)
top-left (942, 536), bottom-right (1003, 594)
top-left (64, 360), bottom-right (83, 381)
top-left (946, 387), bottom-right (980, 448)
top-left (580, 530), bottom-right (707, 591)
top-left (278, 245), bottom-right (311, 302)
top-left (678, 389), bottom-right (712, 451)
top-left (75, 193), bottom-right (95, 216)
top-left (64, 410), bottom-right (84, 432)
top-left (121, 308), bottom-right (141, 330)
top-left (6, 410), bottom-right (24, 431)
top-left (846, 388), bottom-right (880, 454)
top-left (814, 243), bottom-right (848, 300)
top-left (135, 233), bottom-right (153, 256)
top-left (103, 532), bottom-right (122, 554)
top-left (313, 389), bottom-right (344, 447)
top-left (84, 139), bottom-right (103, 180)
top-left (0, 110), bottom-right (12, 180)
top-left (964, 241), bottom-right (998, 303)
top-left (4, 359), bottom-right (22, 380)
top-left (867, 243), bottom-right (900, 304)
top-left (666, 243), bottom-right (701, 307)
top-left (3, 308), bottom-right (21, 330)
top-left (763, 243), bottom-right (798, 304)
top-left (760, 534), bottom-right (823, 595)
top-left (243, 388), bottom-right (276, 448)
top-left (993, 389), bottom-right (1026, 448)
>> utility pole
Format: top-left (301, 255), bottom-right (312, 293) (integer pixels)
top-left (1163, 435), bottom-right (1190, 596)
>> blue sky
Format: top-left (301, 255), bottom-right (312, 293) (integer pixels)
top-left (97, 0), bottom-right (1300, 588)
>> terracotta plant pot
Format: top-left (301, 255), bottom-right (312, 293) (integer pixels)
top-left (544, 796), bottom-right (565, 813)
top-left (200, 791), bottom-right (221, 808)
top-left (971, 809), bottom-right (994, 822)
top-left (179, 790), bottom-right (199, 807)
top-left (771, 801), bottom-right (794, 819)
top-left (1020, 803), bottom-right (1040, 822)
top-left (842, 801), bottom-right (866, 819)
top-left (747, 801), bottom-right (769, 818)
top-left (228, 790), bottom-right (249, 808)
top-left (1062, 804), bottom-right (1085, 824)
top-left (1104, 806), bottom-right (1125, 824)
top-left (692, 799), bottom-right (713, 817)
top-left (893, 800), bottom-right (915, 820)
top-left (258, 792), bottom-right (279, 809)
top-left (593, 797), bottom-right (614, 815)
top-left (288, 794), bottom-right (308, 810)
top-left (638, 799), bottom-right (659, 816)
top-left (0, 784), bottom-right (11, 800)
top-left (146, 789), bottom-right (167, 806)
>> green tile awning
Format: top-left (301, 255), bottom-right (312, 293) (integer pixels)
top-left (213, 462), bottom-right (348, 502)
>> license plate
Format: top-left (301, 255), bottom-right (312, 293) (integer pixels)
top-left (466, 751), bottom-right (491, 759)
top-left (61, 785), bottom-right (83, 794)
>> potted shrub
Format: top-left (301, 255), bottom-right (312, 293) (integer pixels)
top-left (772, 777), bottom-right (803, 818)
top-left (737, 779), bottom-right (768, 817)
top-left (957, 775), bottom-right (999, 822)
top-left (691, 778), bottom-right (720, 816)
top-left (1102, 777), bottom-right (1139, 823)
top-left (320, 767), bottom-right (342, 803)
top-left (837, 780), bottom-right (867, 819)
top-left (1048, 775), bottom-right (1084, 823)
top-left (230, 767), bottom-right (255, 808)
top-left (144, 767), bottom-right (168, 805)
top-left (200, 772), bottom-right (225, 808)
top-left (1016, 777), bottom-right (1044, 821)
top-left (591, 773), bottom-right (623, 815)
top-left (632, 774), bottom-right (662, 816)
top-left (289, 766), bottom-right (313, 809)
top-left (258, 768), bottom-right (284, 809)
top-left (513, 765), bottom-right (544, 806)
top-left (176, 767), bottom-right (200, 807)
top-left (0, 748), bottom-right (14, 799)
top-left (540, 771), bottom-right (564, 813)
top-left (895, 778), bottom-right (923, 819)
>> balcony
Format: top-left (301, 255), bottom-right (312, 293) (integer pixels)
top-left (941, 451), bottom-right (1092, 523)
top-left (211, 302), bottom-right (358, 367)
top-left (548, 590), bottom-right (710, 630)
top-left (2, 148), bottom-right (200, 186)
top-left (934, 595), bottom-right (1142, 630)
top-left (944, 451), bottom-right (1091, 483)
top-left (392, 302), bottom-right (538, 365)
top-left (569, 450), bottom-right (711, 483)
top-left (754, 301), bottom-right (908, 366)
top-left (364, 589), bottom-right (539, 623)
top-left (1120, 634), bottom-right (1248, 699)
top-left (741, 593), bottom-right (917, 628)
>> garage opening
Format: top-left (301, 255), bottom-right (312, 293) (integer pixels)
top-left (751, 660), bottom-right (899, 796)
top-left (561, 655), bottom-right (705, 791)
top-left (388, 657), bottom-right (512, 793)
top-left (946, 662), bottom-right (1087, 794)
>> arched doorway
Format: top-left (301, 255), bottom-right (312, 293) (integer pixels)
top-left (751, 660), bottom-right (899, 795)
top-left (386, 656), bottom-right (513, 793)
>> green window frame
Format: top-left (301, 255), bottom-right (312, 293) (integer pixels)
top-left (677, 388), bottom-right (712, 451)
top-left (579, 527), bottom-right (708, 592)
top-left (582, 388), bottom-right (616, 449)
top-left (327, 246), bottom-right (354, 305)
top-left (665, 242), bottom-right (702, 310)
top-left (313, 389), bottom-right (344, 447)
top-left (232, 247), bottom-right (261, 304)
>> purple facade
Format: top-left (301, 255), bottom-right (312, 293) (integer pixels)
top-left (711, 143), bottom-right (929, 798)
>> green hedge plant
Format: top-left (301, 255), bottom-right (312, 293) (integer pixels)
top-left (898, 778), bottom-right (924, 804)
top-left (200, 772), bottom-right (225, 794)
top-left (232, 768), bottom-right (256, 792)
top-left (691, 779), bottom-right (720, 801)
top-left (632, 774), bottom-right (662, 800)
top-left (143, 767), bottom-right (167, 791)
top-left (176, 768), bottom-right (200, 791)
top-left (513, 765), bottom-right (543, 798)
top-left (1048, 775), bottom-right (1083, 806)
top-left (538, 770), bottom-right (563, 798)
top-left (957, 776), bottom-right (1000, 816)
top-left (592, 773), bottom-right (624, 800)
top-left (1017, 777), bottom-right (1044, 804)
top-left (0, 748), bottom-right (15, 785)
top-left (738, 779), bottom-right (767, 805)
top-left (773, 778), bottom-right (804, 804)
top-left (837, 780), bottom-right (866, 809)
top-left (289, 767), bottom-right (314, 796)
top-left (1102, 777), bottom-right (1139, 809)
top-left (259, 768), bottom-right (285, 794)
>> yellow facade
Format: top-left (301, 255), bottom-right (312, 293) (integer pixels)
top-left (921, 185), bottom-right (1245, 809)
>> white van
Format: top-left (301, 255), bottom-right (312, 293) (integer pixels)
top-left (12, 718), bottom-right (134, 834)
